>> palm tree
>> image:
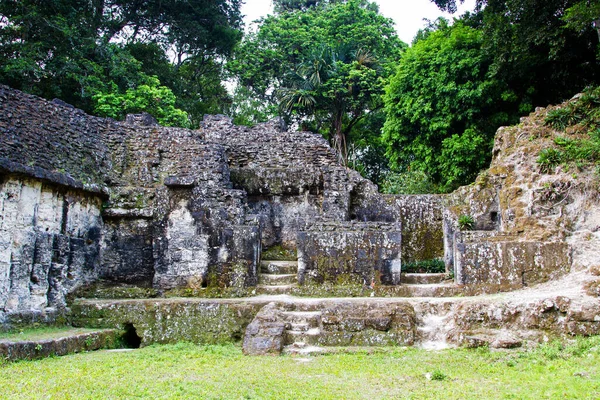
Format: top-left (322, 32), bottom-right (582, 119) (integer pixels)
top-left (278, 44), bottom-right (379, 166)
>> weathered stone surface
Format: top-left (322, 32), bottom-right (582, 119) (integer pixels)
top-left (100, 218), bottom-right (154, 285)
top-left (242, 303), bottom-right (286, 355)
top-left (453, 231), bottom-right (571, 289)
top-left (393, 195), bottom-right (444, 264)
top-left (0, 177), bottom-right (102, 315)
top-left (0, 329), bottom-right (121, 361)
top-left (1, 83), bottom-right (595, 340)
top-left (297, 221), bottom-right (402, 286)
top-left (71, 298), bottom-right (264, 345)
top-left (316, 301), bottom-right (415, 346)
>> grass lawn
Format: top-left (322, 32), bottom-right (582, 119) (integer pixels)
top-left (1, 336), bottom-right (599, 399)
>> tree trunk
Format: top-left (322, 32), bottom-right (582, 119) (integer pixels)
top-left (332, 108), bottom-right (347, 166)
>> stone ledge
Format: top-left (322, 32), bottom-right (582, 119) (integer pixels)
top-left (102, 207), bottom-right (154, 219)
top-left (0, 329), bottom-right (121, 361)
top-left (0, 158), bottom-right (108, 196)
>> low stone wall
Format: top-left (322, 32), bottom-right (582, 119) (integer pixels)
top-left (72, 298), bottom-right (265, 345)
top-left (449, 296), bottom-right (600, 344)
top-left (71, 296), bottom-right (600, 353)
top-left (316, 301), bottom-right (415, 346)
top-left (243, 300), bottom-right (416, 355)
top-left (0, 329), bottom-right (120, 361)
top-left (453, 231), bottom-right (571, 288)
top-left (297, 222), bottom-right (402, 286)
top-left (393, 195), bottom-right (444, 263)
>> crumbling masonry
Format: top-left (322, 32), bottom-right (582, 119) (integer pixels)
top-left (1, 85), bottom-right (593, 353)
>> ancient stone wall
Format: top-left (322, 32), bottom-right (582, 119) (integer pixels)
top-left (0, 176), bottom-right (102, 319)
top-left (72, 298), bottom-right (264, 345)
top-left (99, 217), bottom-right (154, 285)
top-left (392, 195), bottom-right (444, 263)
top-left (0, 86), bottom-right (113, 191)
top-left (204, 116), bottom-right (345, 249)
top-left (0, 87), bottom-right (262, 312)
top-left (297, 221), bottom-right (402, 286)
top-left (453, 231), bottom-right (571, 289)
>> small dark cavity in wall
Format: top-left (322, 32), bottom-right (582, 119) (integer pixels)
top-left (122, 323), bottom-right (142, 348)
top-left (490, 211), bottom-right (498, 223)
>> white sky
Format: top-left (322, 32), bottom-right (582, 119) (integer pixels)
top-left (240, 0), bottom-right (477, 44)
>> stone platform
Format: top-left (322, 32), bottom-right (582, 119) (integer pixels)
top-left (71, 277), bottom-right (600, 355)
top-left (0, 328), bottom-right (121, 361)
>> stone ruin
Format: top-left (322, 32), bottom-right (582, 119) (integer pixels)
top-left (1, 85), bottom-right (599, 355)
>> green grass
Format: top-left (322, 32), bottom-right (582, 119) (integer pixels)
top-left (1, 337), bottom-right (600, 399)
top-left (0, 327), bottom-right (100, 342)
top-left (540, 86), bottom-right (600, 173)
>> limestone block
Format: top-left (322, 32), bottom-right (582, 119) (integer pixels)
top-left (297, 222), bottom-right (402, 285)
top-left (243, 303), bottom-right (286, 356)
top-left (453, 233), bottom-right (571, 288)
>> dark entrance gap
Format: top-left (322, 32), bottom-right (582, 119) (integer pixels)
top-left (122, 323), bottom-right (142, 348)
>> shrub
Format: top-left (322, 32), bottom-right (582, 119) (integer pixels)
top-left (402, 259), bottom-right (445, 273)
top-left (458, 215), bottom-right (475, 231)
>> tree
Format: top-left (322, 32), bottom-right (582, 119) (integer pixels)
top-left (0, 0), bottom-right (243, 125)
top-left (428, 0), bottom-right (600, 106)
top-left (228, 0), bottom-right (405, 165)
top-left (93, 76), bottom-right (190, 127)
top-left (382, 19), bottom-right (518, 191)
top-left (563, 0), bottom-right (600, 42)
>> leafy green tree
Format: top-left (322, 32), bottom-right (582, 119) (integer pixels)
top-left (429, 0), bottom-right (600, 106)
top-left (93, 76), bottom-right (190, 127)
top-left (563, 1), bottom-right (600, 42)
top-left (382, 20), bottom-right (517, 191)
top-left (228, 0), bottom-right (405, 165)
top-left (0, 0), bottom-right (243, 125)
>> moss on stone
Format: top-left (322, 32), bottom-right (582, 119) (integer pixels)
top-left (71, 299), bottom-right (263, 345)
top-left (261, 245), bottom-right (297, 261)
top-left (68, 282), bottom-right (159, 300)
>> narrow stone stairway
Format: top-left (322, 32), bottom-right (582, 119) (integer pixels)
top-left (398, 272), bottom-right (459, 297)
top-left (256, 260), bottom-right (298, 294)
top-left (281, 310), bottom-right (325, 355)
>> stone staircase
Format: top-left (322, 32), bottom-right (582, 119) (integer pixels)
top-left (281, 310), bottom-right (323, 353)
top-left (396, 272), bottom-right (459, 297)
top-left (256, 260), bottom-right (298, 294)
top-left (401, 273), bottom-right (449, 285)
top-left (254, 263), bottom-right (459, 297)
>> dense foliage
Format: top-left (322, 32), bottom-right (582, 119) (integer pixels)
top-left (228, 0), bottom-right (405, 168)
top-left (0, 0), bottom-right (243, 126)
top-left (382, 0), bottom-right (600, 192)
top-left (383, 20), bottom-right (517, 191)
top-left (1, 0), bottom-right (599, 190)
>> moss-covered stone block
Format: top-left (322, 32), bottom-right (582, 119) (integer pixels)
top-left (71, 298), bottom-right (265, 345)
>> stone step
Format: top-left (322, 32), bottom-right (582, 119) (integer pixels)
top-left (281, 311), bottom-right (322, 327)
top-left (286, 322), bottom-right (311, 332)
top-left (282, 344), bottom-right (397, 356)
top-left (255, 284), bottom-right (298, 295)
top-left (260, 260), bottom-right (298, 275)
top-left (401, 273), bottom-right (450, 285)
top-left (284, 328), bottom-right (321, 345)
top-left (396, 283), bottom-right (463, 298)
top-left (282, 342), bottom-right (328, 356)
top-left (0, 329), bottom-right (121, 361)
top-left (258, 273), bottom-right (297, 286)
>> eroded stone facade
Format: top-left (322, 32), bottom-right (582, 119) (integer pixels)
top-left (0, 85), bottom-right (583, 345)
